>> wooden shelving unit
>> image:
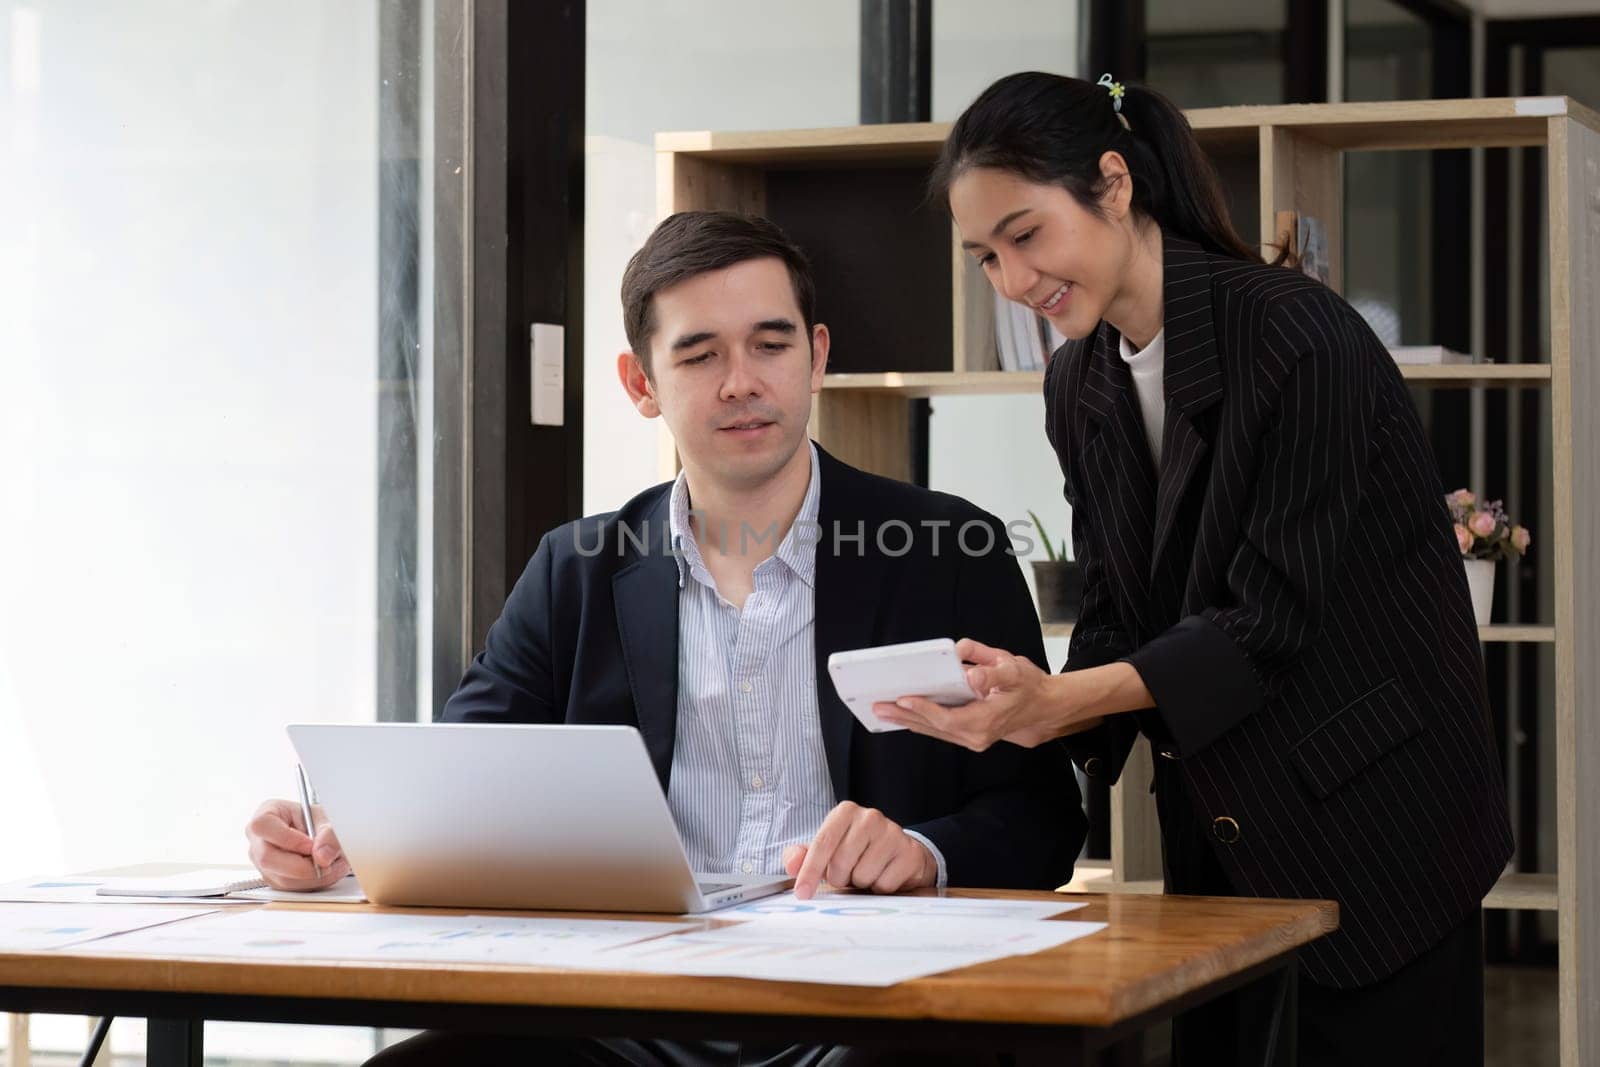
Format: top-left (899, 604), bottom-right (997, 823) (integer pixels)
top-left (659, 95), bottom-right (1599, 1063)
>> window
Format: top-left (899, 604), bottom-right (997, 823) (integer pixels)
top-left (0, 1), bottom-right (450, 1060)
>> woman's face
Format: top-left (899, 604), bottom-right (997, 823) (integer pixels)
top-left (949, 159), bottom-right (1134, 341)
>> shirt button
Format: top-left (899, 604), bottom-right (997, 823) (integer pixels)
top-left (739, 680), bottom-right (753, 694)
top-left (751, 775), bottom-right (764, 789)
top-left (741, 861), bottom-right (754, 874)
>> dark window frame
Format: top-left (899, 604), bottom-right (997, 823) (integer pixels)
top-left (428, 0), bottom-right (585, 718)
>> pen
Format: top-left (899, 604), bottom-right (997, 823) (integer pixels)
top-left (295, 763), bottom-right (322, 880)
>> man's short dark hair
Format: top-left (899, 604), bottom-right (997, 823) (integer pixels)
top-left (620, 211), bottom-right (817, 376)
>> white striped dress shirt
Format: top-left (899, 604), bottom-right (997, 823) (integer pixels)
top-left (666, 443), bottom-right (946, 883)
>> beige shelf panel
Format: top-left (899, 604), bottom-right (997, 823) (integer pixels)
top-left (1479, 625), bottom-right (1557, 643)
top-left (1485, 872), bottom-right (1559, 912)
top-left (1058, 859), bottom-right (1162, 896)
top-left (1209, 97), bottom-right (1600, 150)
top-left (821, 371), bottom-right (1044, 397)
top-left (1550, 104), bottom-right (1600, 1067)
top-left (1047, 623), bottom-right (1547, 642)
top-left (658, 98), bottom-right (1600, 162)
top-left (656, 98), bottom-right (1600, 167)
top-left (657, 122), bottom-right (950, 164)
top-left (817, 364), bottom-right (1550, 397)
top-left (1400, 364), bottom-right (1552, 384)
top-left (1061, 864), bottom-right (1557, 913)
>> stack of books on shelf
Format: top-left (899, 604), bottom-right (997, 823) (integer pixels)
top-left (994, 290), bottom-right (1068, 372)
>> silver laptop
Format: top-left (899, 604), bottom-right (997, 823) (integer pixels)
top-left (286, 723), bottom-right (792, 913)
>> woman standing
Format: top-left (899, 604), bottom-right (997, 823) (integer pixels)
top-left (878, 72), bottom-right (1513, 1066)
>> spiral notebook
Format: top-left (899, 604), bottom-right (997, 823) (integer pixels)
top-left (95, 868), bottom-right (269, 898)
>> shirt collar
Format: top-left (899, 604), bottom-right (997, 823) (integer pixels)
top-left (1119, 326), bottom-right (1165, 364)
top-left (669, 441), bottom-right (821, 590)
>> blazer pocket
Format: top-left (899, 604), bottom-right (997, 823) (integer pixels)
top-left (1288, 679), bottom-right (1427, 800)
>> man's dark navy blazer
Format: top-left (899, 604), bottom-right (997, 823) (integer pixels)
top-left (441, 446), bottom-right (1085, 890)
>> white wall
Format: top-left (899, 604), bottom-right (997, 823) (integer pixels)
top-left (932, 1), bottom-right (1080, 119)
top-left (2, 8), bottom-right (390, 1059)
top-left (0, 2), bottom-right (381, 880)
top-left (583, 0), bottom-right (860, 515)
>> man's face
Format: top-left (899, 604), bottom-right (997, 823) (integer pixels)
top-left (623, 257), bottom-right (828, 493)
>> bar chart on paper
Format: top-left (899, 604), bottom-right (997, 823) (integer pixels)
top-left (722, 892), bottom-right (1085, 923)
top-left (86, 909), bottom-right (695, 966)
top-left (601, 913), bottom-right (1107, 985)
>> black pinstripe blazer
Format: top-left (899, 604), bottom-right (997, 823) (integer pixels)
top-left (1048, 232), bottom-right (1513, 988)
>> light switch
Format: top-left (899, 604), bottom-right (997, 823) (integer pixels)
top-left (531, 322), bottom-right (564, 427)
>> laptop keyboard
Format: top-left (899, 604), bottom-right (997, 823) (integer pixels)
top-left (697, 882), bottom-right (739, 895)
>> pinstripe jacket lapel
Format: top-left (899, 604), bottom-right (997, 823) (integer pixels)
top-left (1150, 236), bottom-right (1225, 583)
top-left (1077, 323), bottom-right (1162, 640)
top-left (1074, 232), bottom-right (1224, 636)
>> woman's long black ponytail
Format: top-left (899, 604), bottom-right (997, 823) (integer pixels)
top-left (931, 71), bottom-right (1281, 267)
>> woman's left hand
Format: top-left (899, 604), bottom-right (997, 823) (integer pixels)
top-left (874, 638), bottom-right (1103, 751)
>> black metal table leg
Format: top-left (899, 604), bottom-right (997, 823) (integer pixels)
top-left (79, 1015), bottom-right (112, 1067)
top-left (147, 1017), bottom-right (202, 1067)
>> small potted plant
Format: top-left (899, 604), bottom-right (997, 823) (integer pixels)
top-left (1027, 510), bottom-right (1084, 624)
top-left (1446, 489), bottom-right (1531, 626)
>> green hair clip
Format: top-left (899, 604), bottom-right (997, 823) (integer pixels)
top-left (1097, 73), bottom-right (1130, 129)
top-left (1096, 73), bottom-right (1125, 111)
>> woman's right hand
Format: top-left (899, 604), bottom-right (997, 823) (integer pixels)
top-left (245, 798), bottom-right (350, 890)
top-left (876, 639), bottom-right (1120, 751)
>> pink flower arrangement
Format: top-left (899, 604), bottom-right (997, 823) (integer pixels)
top-left (1446, 489), bottom-right (1530, 562)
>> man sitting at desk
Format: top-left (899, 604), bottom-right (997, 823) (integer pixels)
top-left (244, 211), bottom-right (1085, 1066)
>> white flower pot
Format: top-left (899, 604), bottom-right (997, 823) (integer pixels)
top-left (1463, 558), bottom-right (1496, 627)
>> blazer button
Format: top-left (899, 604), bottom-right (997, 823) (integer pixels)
top-left (1083, 757), bottom-right (1103, 778)
top-left (1158, 748), bottom-right (1179, 760)
top-left (1212, 816), bottom-right (1241, 844)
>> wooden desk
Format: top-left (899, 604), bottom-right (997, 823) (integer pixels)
top-left (0, 890), bottom-right (1336, 1065)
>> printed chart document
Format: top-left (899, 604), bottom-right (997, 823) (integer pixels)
top-left (0, 904), bottom-right (218, 951)
top-left (599, 914), bottom-right (1107, 986)
top-left (0, 874), bottom-right (257, 907)
top-left (721, 892), bottom-right (1086, 923)
top-left (87, 908), bottom-right (696, 967)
